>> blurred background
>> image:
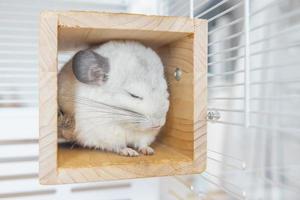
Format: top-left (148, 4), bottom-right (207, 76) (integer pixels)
top-left (0, 0), bottom-right (300, 199)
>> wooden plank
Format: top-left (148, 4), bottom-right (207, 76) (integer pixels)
top-left (58, 28), bottom-right (191, 51)
top-left (55, 142), bottom-right (205, 184)
top-left (39, 12), bottom-right (58, 72)
top-left (58, 142), bottom-right (191, 168)
top-left (57, 11), bottom-right (195, 33)
top-left (39, 12), bottom-right (58, 184)
top-left (157, 36), bottom-right (194, 157)
top-left (193, 19), bottom-right (207, 165)
top-left (39, 73), bottom-right (57, 184)
top-left (56, 11), bottom-right (194, 51)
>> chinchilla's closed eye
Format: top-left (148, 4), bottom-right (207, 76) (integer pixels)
top-left (127, 91), bottom-right (143, 100)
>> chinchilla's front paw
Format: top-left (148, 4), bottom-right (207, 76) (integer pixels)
top-left (119, 147), bottom-right (139, 157)
top-left (139, 146), bottom-right (154, 155)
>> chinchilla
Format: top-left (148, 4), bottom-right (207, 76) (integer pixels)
top-left (58, 40), bottom-right (169, 156)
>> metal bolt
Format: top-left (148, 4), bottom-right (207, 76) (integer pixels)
top-left (174, 68), bottom-right (182, 81)
top-left (207, 110), bottom-right (221, 122)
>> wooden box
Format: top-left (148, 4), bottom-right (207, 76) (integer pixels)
top-left (39, 11), bottom-right (207, 184)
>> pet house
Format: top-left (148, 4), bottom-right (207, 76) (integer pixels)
top-left (39, 11), bottom-right (207, 184)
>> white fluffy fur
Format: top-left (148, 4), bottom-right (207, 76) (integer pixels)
top-left (58, 41), bottom-right (169, 156)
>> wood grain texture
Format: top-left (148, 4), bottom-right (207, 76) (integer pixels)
top-left (56, 11), bottom-right (194, 51)
top-left (39, 13), bottom-right (58, 184)
top-left (57, 11), bottom-right (194, 32)
top-left (55, 142), bottom-right (205, 184)
top-left (157, 36), bottom-right (194, 157)
top-left (39, 12), bottom-right (58, 72)
top-left (58, 28), bottom-right (191, 51)
top-left (39, 11), bottom-right (207, 184)
top-left (193, 19), bottom-right (208, 165)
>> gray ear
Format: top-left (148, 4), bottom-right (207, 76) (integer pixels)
top-left (72, 50), bottom-right (110, 86)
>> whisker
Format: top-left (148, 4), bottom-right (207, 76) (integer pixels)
top-left (75, 96), bottom-right (142, 115)
top-left (76, 111), bottom-right (147, 124)
top-left (78, 117), bottom-right (144, 126)
top-left (61, 95), bottom-right (146, 119)
top-left (77, 107), bottom-right (145, 119)
top-left (76, 114), bottom-right (147, 121)
top-left (60, 96), bottom-right (147, 120)
top-left (77, 116), bottom-right (146, 122)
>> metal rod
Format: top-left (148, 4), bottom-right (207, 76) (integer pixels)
top-left (208, 149), bottom-right (246, 169)
top-left (251, 62), bottom-right (300, 71)
top-left (250, 96), bottom-right (300, 100)
top-left (208, 31), bottom-right (244, 47)
top-left (0, 26), bottom-right (38, 34)
top-left (0, 10), bottom-right (37, 17)
top-left (250, 125), bottom-right (300, 135)
top-left (250, 0), bottom-right (285, 17)
top-left (0, 35), bottom-right (36, 40)
top-left (0, 42), bottom-right (36, 47)
top-left (0, 50), bottom-right (36, 55)
top-left (0, 19), bottom-right (36, 24)
top-left (208, 97), bottom-right (244, 100)
top-left (0, 91), bottom-right (37, 95)
top-left (0, 68), bottom-right (36, 72)
top-left (0, 60), bottom-right (37, 64)
top-left (196, 0), bottom-right (229, 18)
top-left (208, 44), bottom-right (245, 57)
top-left (209, 17), bottom-right (244, 35)
top-left (250, 79), bottom-right (300, 85)
top-left (208, 69), bottom-right (245, 77)
top-left (250, 42), bottom-right (300, 56)
top-left (244, 0), bottom-right (250, 128)
top-left (193, 0), bottom-right (209, 13)
top-left (0, 139), bottom-right (38, 145)
top-left (0, 173), bottom-right (38, 181)
top-left (208, 82), bottom-right (244, 89)
top-left (208, 1), bottom-right (244, 23)
top-left (200, 174), bottom-right (246, 200)
top-left (208, 108), bottom-right (244, 113)
top-left (250, 111), bottom-right (300, 118)
top-left (0, 156), bottom-right (38, 163)
top-left (204, 172), bottom-right (245, 190)
top-left (174, 176), bottom-right (208, 197)
top-left (0, 75), bottom-right (37, 78)
top-left (0, 83), bottom-right (37, 87)
top-left (250, 24), bottom-right (300, 45)
top-left (0, 86), bottom-right (35, 90)
top-left (250, 8), bottom-right (300, 32)
top-left (0, 100), bottom-right (37, 103)
top-left (208, 156), bottom-right (245, 170)
top-left (208, 55), bottom-right (245, 66)
top-left (208, 120), bottom-right (245, 127)
top-left (190, 0), bottom-right (194, 18)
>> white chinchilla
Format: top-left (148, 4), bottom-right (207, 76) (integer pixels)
top-left (58, 40), bottom-right (169, 157)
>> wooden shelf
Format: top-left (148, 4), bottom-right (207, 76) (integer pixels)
top-left (58, 142), bottom-right (192, 169)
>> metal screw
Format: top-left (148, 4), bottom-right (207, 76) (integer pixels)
top-left (207, 110), bottom-right (221, 122)
top-left (174, 68), bottom-right (182, 81)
